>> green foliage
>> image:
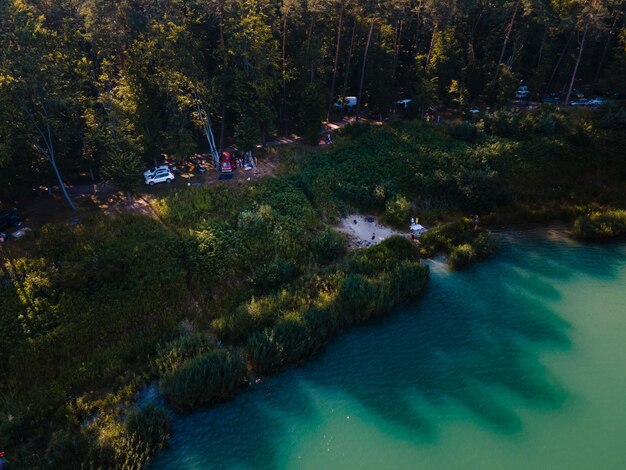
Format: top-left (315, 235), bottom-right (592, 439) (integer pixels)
top-left (297, 81), bottom-right (327, 144)
top-left (572, 210), bottom-right (626, 239)
top-left (246, 330), bottom-right (282, 374)
top-left (102, 151), bottom-right (143, 198)
top-left (449, 122), bottom-right (478, 142)
top-left (311, 229), bottom-right (346, 264)
top-left (384, 194), bottom-right (411, 228)
top-left (420, 219), bottom-right (495, 269)
top-left (156, 333), bottom-right (213, 375)
top-left (235, 115), bottom-right (262, 153)
top-left (161, 349), bottom-right (247, 410)
top-left (122, 404), bottom-right (171, 460)
top-left (251, 258), bottom-right (297, 293)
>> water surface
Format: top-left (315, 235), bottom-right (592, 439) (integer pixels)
top-left (154, 229), bottom-right (626, 469)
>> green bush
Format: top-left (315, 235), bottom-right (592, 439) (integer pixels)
top-left (160, 349), bottom-right (247, 410)
top-left (419, 219), bottom-right (495, 269)
top-left (572, 210), bottom-right (626, 239)
top-left (246, 330), bottom-right (282, 374)
top-left (383, 195), bottom-right (411, 228)
top-left (44, 430), bottom-right (92, 469)
top-left (448, 243), bottom-right (476, 269)
top-left (350, 236), bottom-right (418, 275)
top-left (419, 219), bottom-right (475, 257)
top-left (122, 404), bottom-right (171, 460)
top-left (156, 333), bottom-right (213, 375)
top-left (251, 258), bottom-right (297, 293)
top-left (311, 229), bottom-right (346, 264)
top-left (449, 121), bottom-right (478, 142)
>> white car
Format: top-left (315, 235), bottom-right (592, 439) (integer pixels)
top-left (570, 99), bottom-right (588, 106)
top-left (396, 99), bottom-right (413, 109)
top-left (143, 165), bottom-right (170, 178)
top-left (587, 97), bottom-right (608, 106)
top-left (515, 90), bottom-right (529, 100)
top-left (333, 96), bottom-right (357, 109)
top-left (145, 169), bottom-right (175, 186)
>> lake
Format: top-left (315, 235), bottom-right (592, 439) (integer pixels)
top-left (152, 228), bottom-right (626, 469)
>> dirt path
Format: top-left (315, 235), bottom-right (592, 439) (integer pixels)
top-left (9, 115), bottom-right (370, 230)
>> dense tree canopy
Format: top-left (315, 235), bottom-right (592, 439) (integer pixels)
top-left (1, 0), bottom-right (625, 200)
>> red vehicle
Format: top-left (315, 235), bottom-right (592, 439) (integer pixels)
top-left (220, 152), bottom-right (233, 173)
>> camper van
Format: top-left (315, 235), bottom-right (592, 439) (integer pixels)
top-left (333, 96), bottom-right (358, 110)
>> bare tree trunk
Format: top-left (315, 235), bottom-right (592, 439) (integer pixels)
top-left (305, 16), bottom-right (316, 81)
top-left (327, 1), bottom-right (345, 121)
top-left (356, 19), bottom-right (375, 121)
top-left (566, 23), bottom-right (589, 105)
top-left (282, 12), bottom-right (290, 133)
top-left (426, 24), bottom-right (438, 66)
top-left (493, 0), bottom-right (521, 84)
top-left (35, 125), bottom-right (76, 211)
top-left (341, 19), bottom-right (357, 102)
top-left (537, 29), bottom-right (547, 69)
top-left (391, 20), bottom-right (403, 113)
top-left (413, 0), bottom-right (423, 54)
top-left (593, 12), bottom-right (620, 86)
top-left (545, 32), bottom-right (573, 95)
top-left (218, 0), bottom-right (227, 156)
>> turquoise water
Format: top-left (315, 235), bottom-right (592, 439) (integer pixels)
top-left (153, 229), bottom-right (626, 469)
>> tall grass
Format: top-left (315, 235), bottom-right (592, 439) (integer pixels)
top-left (160, 349), bottom-right (247, 410)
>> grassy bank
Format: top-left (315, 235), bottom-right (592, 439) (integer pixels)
top-left (2, 107), bottom-right (625, 467)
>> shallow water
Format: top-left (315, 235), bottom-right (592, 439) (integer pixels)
top-left (153, 229), bottom-right (626, 469)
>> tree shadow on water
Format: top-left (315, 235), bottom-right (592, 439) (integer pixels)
top-left (301, 233), bottom-right (624, 439)
top-left (154, 233), bottom-right (625, 469)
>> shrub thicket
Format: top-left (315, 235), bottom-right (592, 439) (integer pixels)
top-left (572, 210), bottom-right (626, 239)
top-left (160, 349), bottom-right (247, 410)
top-left (419, 219), bottom-right (495, 269)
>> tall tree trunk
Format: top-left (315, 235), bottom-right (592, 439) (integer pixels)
top-left (545, 32), bottom-right (573, 95)
top-left (413, 0), bottom-right (423, 54)
top-left (281, 12), bottom-right (290, 133)
top-left (327, 1), bottom-right (345, 121)
top-left (356, 19), bottom-right (375, 121)
top-left (36, 125), bottom-right (76, 211)
top-left (493, 0), bottom-right (521, 84)
top-left (218, 0), bottom-right (227, 156)
top-left (305, 16), bottom-right (316, 81)
top-left (536, 29), bottom-right (547, 69)
top-left (391, 20), bottom-right (403, 113)
top-left (566, 22), bottom-right (589, 105)
top-left (426, 24), bottom-right (438, 66)
top-left (593, 12), bottom-right (620, 86)
top-left (341, 19), bottom-right (357, 102)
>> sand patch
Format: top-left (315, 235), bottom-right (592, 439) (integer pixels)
top-left (337, 214), bottom-right (408, 249)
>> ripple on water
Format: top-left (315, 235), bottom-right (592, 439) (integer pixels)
top-left (153, 229), bottom-right (626, 470)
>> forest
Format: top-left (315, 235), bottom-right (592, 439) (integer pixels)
top-left (2, 0), bottom-right (626, 468)
top-left (1, 0), bottom-right (626, 202)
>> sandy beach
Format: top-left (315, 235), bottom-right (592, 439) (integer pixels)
top-left (336, 214), bottom-right (407, 249)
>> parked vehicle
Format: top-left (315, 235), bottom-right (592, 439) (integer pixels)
top-left (333, 96), bottom-right (357, 110)
top-left (145, 169), bottom-right (175, 186)
top-left (220, 152), bottom-right (233, 173)
top-left (570, 99), bottom-right (588, 107)
top-left (541, 95), bottom-right (560, 104)
top-left (395, 99), bottom-right (413, 110)
top-left (143, 165), bottom-right (170, 178)
top-left (587, 97), bottom-right (608, 106)
top-left (0, 209), bottom-right (21, 231)
top-left (515, 85), bottom-right (529, 100)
